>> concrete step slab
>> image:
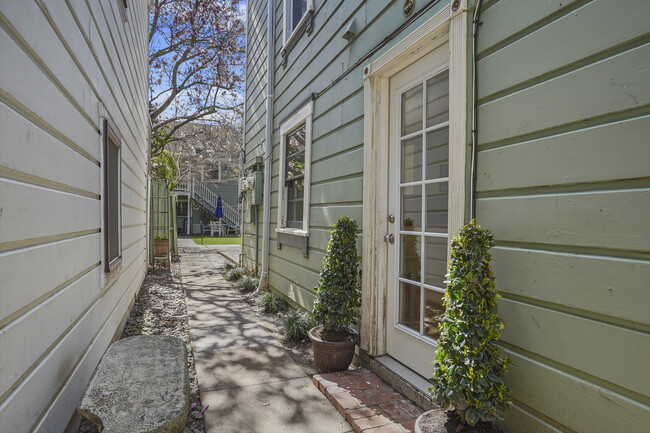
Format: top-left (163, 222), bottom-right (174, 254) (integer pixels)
top-left (201, 377), bottom-right (352, 433)
top-left (194, 345), bottom-right (306, 392)
top-left (78, 336), bottom-right (188, 433)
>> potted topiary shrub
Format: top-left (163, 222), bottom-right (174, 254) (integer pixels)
top-left (309, 216), bottom-right (361, 373)
top-left (153, 235), bottom-right (169, 258)
top-left (417, 220), bottom-right (510, 433)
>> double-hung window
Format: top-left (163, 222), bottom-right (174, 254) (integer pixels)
top-left (285, 126), bottom-right (306, 228)
top-left (283, 0), bottom-right (313, 45)
top-left (277, 101), bottom-right (312, 242)
top-left (103, 118), bottom-right (122, 273)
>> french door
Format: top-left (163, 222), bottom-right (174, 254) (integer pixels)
top-left (385, 43), bottom-right (451, 378)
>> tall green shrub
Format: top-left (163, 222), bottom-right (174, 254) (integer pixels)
top-left (312, 217), bottom-right (361, 332)
top-left (429, 220), bottom-right (510, 426)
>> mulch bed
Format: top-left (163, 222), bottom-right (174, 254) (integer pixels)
top-left (78, 257), bottom-right (206, 433)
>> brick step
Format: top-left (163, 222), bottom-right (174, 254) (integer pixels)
top-left (313, 368), bottom-right (423, 433)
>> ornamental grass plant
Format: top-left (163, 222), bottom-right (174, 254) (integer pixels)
top-left (312, 217), bottom-right (361, 335)
top-left (257, 291), bottom-right (287, 314)
top-left (280, 310), bottom-right (315, 340)
top-left (224, 267), bottom-right (246, 282)
top-left (429, 220), bottom-right (511, 426)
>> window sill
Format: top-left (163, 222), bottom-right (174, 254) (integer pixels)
top-left (276, 228), bottom-right (309, 257)
top-left (276, 227), bottom-right (309, 237)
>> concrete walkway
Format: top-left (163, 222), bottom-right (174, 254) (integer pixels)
top-left (178, 241), bottom-right (352, 433)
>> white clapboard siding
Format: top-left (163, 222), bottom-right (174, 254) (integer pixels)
top-left (0, 103), bottom-right (100, 197)
top-left (0, 252), bottom-right (147, 433)
top-left (0, 268), bottom-right (101, 399)
top-left (0, 234), bottom-right (101, 327)
top-left (0, 26), bottom-right (100, 163)
top-left (0, 181), bottom-right (101, 245)
top-left (0, 0), bottom-right (149, 431)
top-left (0, 0), bottom-right (100, 129)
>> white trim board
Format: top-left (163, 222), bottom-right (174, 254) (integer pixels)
top-left (361, 5), bottom-right (468, 359)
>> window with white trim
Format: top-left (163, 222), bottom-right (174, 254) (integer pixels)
top-left (103, 119), bottom-right (122, 273)
top-left (283, 0), bottom-right (313, 45)
top-left (277, 101), bottom-right (312, 238)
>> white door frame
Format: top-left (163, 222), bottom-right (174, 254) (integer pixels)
top-left (361, 2), bottom-right (468, 359)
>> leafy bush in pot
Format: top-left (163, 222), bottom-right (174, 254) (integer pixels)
top-left (429, 220), bottom-right (511, 426)
top-left (280, 310), bottom-right (314, 340)
top-left (312, 217), bottom-right (361, 333)
top-left (257, 291), bottom-right (286, 314)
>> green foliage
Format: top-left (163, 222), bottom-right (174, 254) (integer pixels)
top-left (151, 149), bottom-right (178, 188)
top-left (429, 220), bottom-right (511, 426)
top-left (224, 267), bottom-right (246, 281)
top-left (312, 217), bottom-right (361, 333)
top-left (154, 235), bottom-right (168, 241)
top-left (280, 310), bottom-right (315, 340)
top-left (151, 127), bottom-right (169, 157)
top-left (237, 275), bottom-right (259, 292)
top-left (257, 291), bottom-right (287, 314)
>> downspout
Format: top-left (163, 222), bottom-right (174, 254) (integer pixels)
top-left (470, 0), bottom-right (484, 220)
top-left (240, 1), bottom-right (249, 267)
top-left (257, 0), bottom-right (275, 293)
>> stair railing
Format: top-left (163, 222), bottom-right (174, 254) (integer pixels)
top-left (184, 178), bottom-right (240, 229)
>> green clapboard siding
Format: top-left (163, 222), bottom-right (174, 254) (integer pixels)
top-left (243, 0), bottom-right (448, 317)
top-left (477, 0), bottom-right (650, 431)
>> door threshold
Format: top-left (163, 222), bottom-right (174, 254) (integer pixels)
top-left (357, 353), bottom-right (436, 411)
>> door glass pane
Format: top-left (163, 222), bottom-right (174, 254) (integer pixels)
top-left (426, 70), bottom-right (449, 128)
top-left (400, 234), bottom-right (421, 282)
top-left (426, 129), bottom-right (449, 180)
top-left (401, 84), bottom-right (423, 136)
top-left (425, 236), bottom-right (447, 288)
top-left (399, 282), bottom-right (421, 332)
top-left (424, 289), bottom-right (445, 340)
top-left (426, 182), bottom-right (448, 232)
top-left (401, 185), bottom-right (421, 231)
top-left (401, 135), bottom-right (422, 183)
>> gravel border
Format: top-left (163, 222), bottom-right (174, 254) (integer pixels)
top-left (79, 257), bottom-right (205, 433)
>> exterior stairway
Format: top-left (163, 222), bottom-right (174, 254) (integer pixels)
top-left (175, 179), bottom-right (240, 234)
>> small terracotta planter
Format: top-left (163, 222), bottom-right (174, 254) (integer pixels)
top-left (308, 326), bottom-right (359, 373)
top-left (154, 239), bottom-right (169, 257)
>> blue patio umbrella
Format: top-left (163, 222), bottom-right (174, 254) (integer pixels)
top-left (214, 195), bottom-right (223, 219)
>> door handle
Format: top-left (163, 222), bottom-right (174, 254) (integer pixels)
top-left (384, 233), bottom-right (395, 244)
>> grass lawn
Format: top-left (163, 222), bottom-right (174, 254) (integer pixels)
top-left (192, 236), bottom-right (241, 245)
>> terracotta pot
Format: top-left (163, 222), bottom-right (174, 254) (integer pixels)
top-left (154, 239), bottom-right (169, 257)
top-left (308, 326), bottom-right (359, 373)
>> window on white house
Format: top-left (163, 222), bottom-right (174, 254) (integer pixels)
top-left (104, 119), bottom-right (122, 272)
top-left (277, 101), bottom-right (312, 238)
top-left (283, 0), bottom-right (313, 45)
